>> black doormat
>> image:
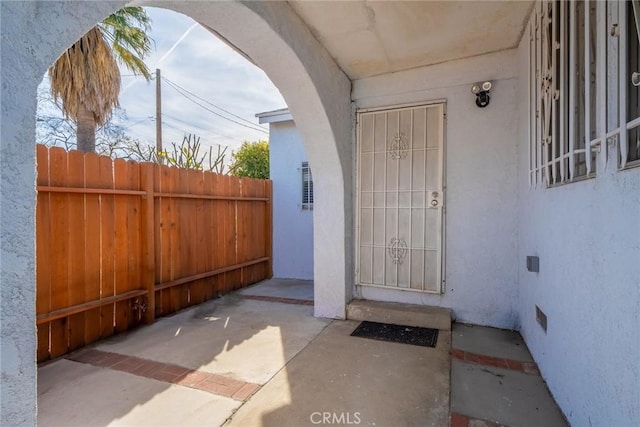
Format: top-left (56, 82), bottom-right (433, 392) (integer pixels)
top-left (350, 321), bottom-right (439, 348)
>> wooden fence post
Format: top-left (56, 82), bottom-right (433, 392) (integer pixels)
top-left (266, 180), bottom-right (273, 279)
top-left (140, 163), bottom-right (156, 323)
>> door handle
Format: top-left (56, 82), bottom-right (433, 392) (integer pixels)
top-left (428, 190), bottom-right (442, 209)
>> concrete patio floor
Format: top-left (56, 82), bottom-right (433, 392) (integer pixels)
top-left (38, 279), bottom-right (565, 426)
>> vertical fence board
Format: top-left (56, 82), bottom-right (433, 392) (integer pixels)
top-left (201, 173), bottom-right (211, 301)
top-left (251, 180), bottom-right (265, 283)
top-left (126, 161), bottom-right (142, 328)
top-left (237, 179), bottom-right (247, 287)
top-left (241, 180), bottom-right (251, 285)
top-left (36, 145), bottom-right (51, 362)
top-left (158, 165), bottom-right (173, 315)
top-left (66, 150), bottom-right (86, 351)
top-left (140, 163), bottom-right (156, 324)
top-left (83, 152), bottom-right (102, 345)
top-left (99, 155), bottom-right (116, 339)
top-left (178, 168), bottom-right (192, 309)
top-left (153, 164), bottom-right (163, 317)
top-left (169, 167), bottom-right (183, 310)
top-left (258, 180), bottom-right (267, 280)
top-left (48, 147), bottom-right (70, 358)
top-left (210, 173), bottom-right (223, 299)
top-left (248, 180), bottom-right (259, 285)
top-left (224, 175), bottom-right (235, 293)
top-left (191, 169), bottom-right (206, 305)
top-left (266, 180), bottom-right (273, 278)
top-left (113, 159), bottom-right (130, 333)
top-left (244, 179), bottom-right (253, 284)
top-left (262, 180), bottom-right (270, 279)
top-left (259, 180), bottom-right (268, 280)
top-left (254, 180), bottom-right (262, 283)
top-left (218, 175), bottom-right (227, 293)
top-left (232, 176), bottom-right (243, 291)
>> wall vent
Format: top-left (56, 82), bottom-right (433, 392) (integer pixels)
top-left (526, 256), bottom-right (539, 272)
top-left (535, 305), bottom-right (547, 333)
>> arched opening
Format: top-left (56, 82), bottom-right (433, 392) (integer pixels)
top-left (1, 1), bottom-right (352, 423)
top-left (147, 0), bottom-right (353, 319)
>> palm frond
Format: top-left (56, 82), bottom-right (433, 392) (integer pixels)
top-left (99, 6), bottom-right (152, 80)
top-left (48, 27), bottom-right (121, 126)
top-left (47, 6), bottom-right (153, 150)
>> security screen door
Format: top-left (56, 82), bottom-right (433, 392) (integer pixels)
top-left (356, 104), bottom-right (444, 293)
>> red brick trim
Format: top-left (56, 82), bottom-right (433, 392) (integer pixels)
top-left (450, 413), bottom-right (507, 427)
top-left (67, 349), bottom-right (259, 401)
top-left (240, 294), bottom-right (314, 306)
top-left (451, 349), bottom-right (539, 375)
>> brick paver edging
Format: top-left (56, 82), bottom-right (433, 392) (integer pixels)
top-left (67, 349), bottom-right (260, 401)
top-left (451, 412), bottom-right (508, 427)
top-left (450, 349), bottom-right (540, 375)
top-left (240, 294), bottom-right (314, 306)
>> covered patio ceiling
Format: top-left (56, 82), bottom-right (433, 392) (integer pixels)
top-left (288, 0), bottom-right (534, 79)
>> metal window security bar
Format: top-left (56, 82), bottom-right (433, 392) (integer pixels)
top-left (301, 161), bottom-right (313, 210)
top-left (627, 0), bottom-right (640, 165)
top-left (529, 0), bottom-right (640, 187)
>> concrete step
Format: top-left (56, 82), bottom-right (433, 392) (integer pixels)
top-left (346, 299), bottom-right (451, 331)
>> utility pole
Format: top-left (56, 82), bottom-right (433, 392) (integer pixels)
top-left (155, 68), bottom-right (163, 158)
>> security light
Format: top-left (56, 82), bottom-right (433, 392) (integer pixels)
top-left (471, 81), bottom-right (492, 108)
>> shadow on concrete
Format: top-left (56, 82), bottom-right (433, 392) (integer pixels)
top-left (38, 279), bottom-right (328, 426)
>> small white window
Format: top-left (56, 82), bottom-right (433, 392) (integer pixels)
top-left (301, 161), bottom-right (313, 210)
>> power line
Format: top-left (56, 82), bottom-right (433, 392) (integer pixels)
top-left (161, 75), bottom-right (268, 131)
top-left (162, 78), bottom-right (267, 134)
top-left (120, 117), bottom-right (154, 130)
top-left (160, 77), bottom-right (268, 135)
top-left (163, 113), bottom-right (236, 140)
top-left (161, 121), bottom-right (184, 132)
top-left (161, 120), bottom-right (232, 146)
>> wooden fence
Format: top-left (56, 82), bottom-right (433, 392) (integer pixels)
top-left (36, 145), bottom-right (272, 361)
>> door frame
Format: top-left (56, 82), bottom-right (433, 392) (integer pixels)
top-left (354, 100), bottom-right (447, 294)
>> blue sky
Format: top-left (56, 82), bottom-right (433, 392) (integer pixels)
top-left (39, 7), bottom-right (286, 152)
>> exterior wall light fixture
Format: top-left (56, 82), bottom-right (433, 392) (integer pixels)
top-left (471, 81), bottom-right (492, 108)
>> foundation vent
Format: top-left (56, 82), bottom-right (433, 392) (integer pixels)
top-left (535, 305), bottom-right (547, 333)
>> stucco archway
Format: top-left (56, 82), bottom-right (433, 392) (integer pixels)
top-left (0, 1), bottom-right (352, 424)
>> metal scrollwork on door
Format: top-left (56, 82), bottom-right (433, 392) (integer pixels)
top-left (388, 132), bottom-right (408, 160)
top-left (387, 238), bottom-right (408, 264)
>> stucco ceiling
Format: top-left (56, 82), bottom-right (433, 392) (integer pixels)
top-left (288, 1), bottom-right (534, 80)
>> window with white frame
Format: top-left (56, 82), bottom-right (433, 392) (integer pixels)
top-left (301, 161), bottom-right (313, 210)
top-left (529, 0), bottom-right (640, 188)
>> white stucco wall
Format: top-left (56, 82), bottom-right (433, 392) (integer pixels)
top-left (1, 3), bottom-right (129, 424)
top-left (352, 50), bottom-right (520, 329)
top-left (515, 21), bottom-right (640, 426)
top-left (269, 120), bottom-right (314, 280)
top-left (1, 1), bottom-right (352, 424)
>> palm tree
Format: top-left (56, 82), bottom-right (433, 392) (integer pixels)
top-left (49, 7), bottom-right (152, 152)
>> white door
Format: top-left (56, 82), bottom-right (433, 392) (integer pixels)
top-left (356, 104), bottom-right (445, 293)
